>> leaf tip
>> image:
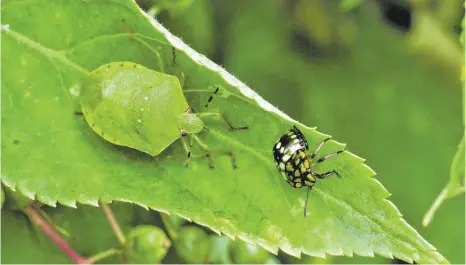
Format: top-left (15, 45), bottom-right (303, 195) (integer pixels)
top-left (1, 179), bottom-right (16, 191)
top-left (35, 194), bottom-right (57, 207)
top-left (17, 185), bottom-right (37, 201)
top-left (57, 199), bottom-right (77, 208)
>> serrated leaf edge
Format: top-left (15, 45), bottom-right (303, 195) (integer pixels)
top-left (0, 1), bottom-right (449, 263)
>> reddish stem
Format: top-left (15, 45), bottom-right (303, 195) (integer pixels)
top-left (101, 203), bottom-right (126, 245)
top-left (24, 206), bottom-right (87, 264)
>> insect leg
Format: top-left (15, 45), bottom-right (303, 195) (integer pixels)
top-left (315, 151), bottom-right (344, 164)
top-left (198, 112), bottom-right (248, 131)
top-left (310, 138), bottom-right (331, 159)
top-left (180, 136), bottom-right (193, 168)
top-left (223, 150), bottom-right (237, 169)
top-left (304, 186), bottom-right (312, 217)
top-left (206, 149), bottom-right (237, 169)
top-left (191, 134), bottom-right (215, 168)
top-left (315, 170), bottom-right (342, 179)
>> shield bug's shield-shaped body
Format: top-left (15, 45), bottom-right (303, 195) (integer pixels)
top-left (273, 126), bottom-right (344, 217)
top-left (79, 62), bottom-right (247, 167)
top-left (80, 62), bottom-right (202, 156)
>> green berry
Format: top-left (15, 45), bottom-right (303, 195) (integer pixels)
top-left (208, 236), bottom-right (234, 264)
top-left (230, 240), bottom-right (270, 264)
top-left (125, 225), bottom-right (171, 264)
top-left (175, 226), bottom-right (210, 263)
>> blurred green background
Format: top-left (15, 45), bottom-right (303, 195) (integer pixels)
top-left (140, 0), bottom-right (464, 263)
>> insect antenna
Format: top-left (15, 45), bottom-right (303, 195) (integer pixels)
top-left (204, 87), bottom-right (220, 108)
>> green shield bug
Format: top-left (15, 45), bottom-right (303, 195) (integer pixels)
top-left (79, 61), bottom-right (247, 168)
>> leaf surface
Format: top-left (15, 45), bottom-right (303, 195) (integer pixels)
top-left (1, 0), bottom-right (447, 263)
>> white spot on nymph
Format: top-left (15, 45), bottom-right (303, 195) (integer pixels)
top-left (275, 142), bottom-right (281, 149)
top-left (280, 147), bottom-right (284, 153)
top-left (279, 162), bottom-right (285, 170)
top-left (137, 119), bottom-right (142, 123)
top-left (288, 143), bottom-right (302, 155)
top-left (281, 154), bottom-right (290, 162)
top-left (291, 134), bottom-right (296, 138)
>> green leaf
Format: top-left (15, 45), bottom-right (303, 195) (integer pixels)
top-left (423, 136), bottom-right (465, 227)
top-left (339, 0), bottom-right (365, 11)
top-left (1, 0), bottom-right (447, 263)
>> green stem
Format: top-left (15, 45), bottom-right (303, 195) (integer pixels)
top-left (83, 248), bottom-right (121, 264)
top-left (422, 181), bottom-right (465, 227)
top-left (37, 207), bottom-right (71, 237)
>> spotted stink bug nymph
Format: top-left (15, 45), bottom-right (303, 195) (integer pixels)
top-left (79, 62), bottom-right (248, 168)
top-left (273, 126), bottom-right (344, 216)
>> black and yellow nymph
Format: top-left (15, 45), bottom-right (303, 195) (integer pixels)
top-left (273, 126), bottom-right (344, 217)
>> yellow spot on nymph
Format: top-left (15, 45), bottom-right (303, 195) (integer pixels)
top-left (286, 162), bottom-right (293, 171)
top-left (299, 151), bottom-right (306, 158)
top-left (307, 174), bottom-right (316, 182)
top-left (300, 164), bottom-right (306, 173)
top-left (304, 160), bottom-right (310, 169)
top-left (295, 183), bottom-right (302, 188)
